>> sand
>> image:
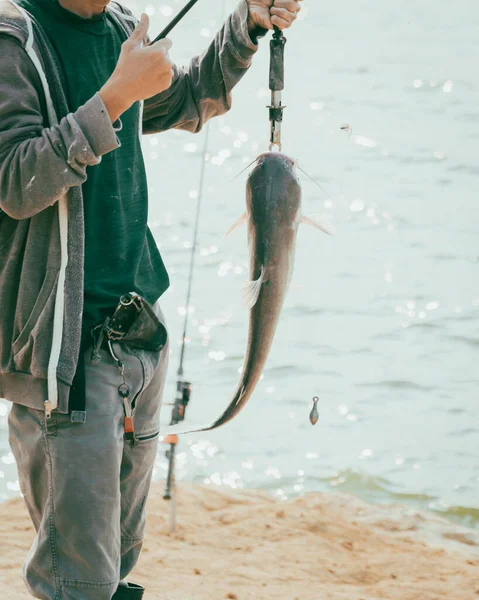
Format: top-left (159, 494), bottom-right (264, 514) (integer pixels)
top-left (1, 482), bottom-right (478, 599)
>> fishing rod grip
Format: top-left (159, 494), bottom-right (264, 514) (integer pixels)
top-left (163, 443), bottom-right (176, 500)
top-left (162, 381), bottom-right (190, 500)
top-left (269, 27), bottom-right (286, 91)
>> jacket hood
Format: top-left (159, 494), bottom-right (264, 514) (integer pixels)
top-left (0, 0), bottom-right (30, 47)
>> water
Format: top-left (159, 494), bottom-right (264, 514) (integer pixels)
top-left (1, 0), bottom-right (478, 529)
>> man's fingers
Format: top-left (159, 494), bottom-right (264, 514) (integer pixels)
top-left (273, 0), bottom-right (302, 14)
top-left (128, 13), bottom-right (149, 45)
top-left (271, 14), bottom-right (291, 29)
top-left (271, 7), bottom-right (297, 26)
top-left (271, 6), bottom-right (297, 22)
top-left (155, 38), bottom-right (173, 53)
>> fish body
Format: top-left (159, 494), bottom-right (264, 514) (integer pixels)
top-left (217, 151), bottom-right (302, 428)
top-left (169, 152), bottom-right (331, 435)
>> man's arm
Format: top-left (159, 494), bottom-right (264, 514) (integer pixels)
top-left (0, 37), bottom-right (122, 220)
top-left (142, 0), bottom-right (266, 134)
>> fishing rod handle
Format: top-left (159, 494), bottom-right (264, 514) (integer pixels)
top-left (269, 27), bottom-right (286, 91)
top-left (163, 443), bottom-right (176, 500)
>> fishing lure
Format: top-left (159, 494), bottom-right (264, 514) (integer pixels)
top-left (309, 396), bottom-right (319, 425)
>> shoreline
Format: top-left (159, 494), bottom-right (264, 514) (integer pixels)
top-left (1, 482), bottom-right (478, 599)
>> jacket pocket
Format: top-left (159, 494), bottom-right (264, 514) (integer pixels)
top-left (12, 267), bottom-right (59, 377)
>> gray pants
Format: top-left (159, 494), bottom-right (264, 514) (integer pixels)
top-left (8, 309), bottom-right (169, 600)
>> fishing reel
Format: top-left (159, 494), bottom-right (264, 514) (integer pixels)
top-left (163, 380), bottom-right (191, 501)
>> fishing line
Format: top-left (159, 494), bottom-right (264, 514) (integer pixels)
top-left (162, 83), bottom-right (211, 534)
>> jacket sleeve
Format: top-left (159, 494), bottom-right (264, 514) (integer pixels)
top-left (0, 36), bottom-right (121, 221)
top-left (142, 0), bottom-right (265, 134)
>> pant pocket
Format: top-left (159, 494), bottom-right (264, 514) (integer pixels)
top-left (134, 431), bottom-right (160, 443)
top-left (123, 349), bottom-right (146, 415)
top-left (126, 345), bottom-right (168, 440)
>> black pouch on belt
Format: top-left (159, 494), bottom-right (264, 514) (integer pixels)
top-left (70, 294), bottom-right (167, 423)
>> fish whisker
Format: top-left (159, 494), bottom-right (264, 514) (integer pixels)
top-left (297, 166), bottom-right (332, 202)
top-left (231, 158), bottom-right (258, 182)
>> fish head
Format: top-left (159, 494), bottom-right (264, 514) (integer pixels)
top-left (246, 152), bottom-right (302, 227)
top-left (253, 152), bottom-right (299, 177)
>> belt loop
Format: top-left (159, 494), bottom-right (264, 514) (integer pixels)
top-left (70, 411), bottom-right (87, 424)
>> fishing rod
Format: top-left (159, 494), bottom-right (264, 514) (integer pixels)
top-left (151, 0), bottom-right (201, 43)
top-left (160, 0), bottom-right (217, 534)
top-left (150, 0), bottom-right (206, 527)
top-left (162, 126), bottom-right (210, 533)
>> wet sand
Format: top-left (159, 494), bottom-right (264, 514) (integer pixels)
top-left (1, 482), bottom-right (478, 599)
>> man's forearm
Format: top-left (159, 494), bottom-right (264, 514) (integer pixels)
top-left (142, 0), bottom-right (265, 135)
top-left (0, 39), bottom-right (121, 220)
top-left (100, 79), bottom-right (132, 124)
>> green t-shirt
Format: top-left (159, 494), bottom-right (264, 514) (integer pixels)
top-left (18, 0), bottom-right (169, 343)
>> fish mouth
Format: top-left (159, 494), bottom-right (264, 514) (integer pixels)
top-left (254, 151), bottom-right (297, 170)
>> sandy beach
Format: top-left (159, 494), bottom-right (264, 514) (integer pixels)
top-left (1, 482), bottom-right (478, 599)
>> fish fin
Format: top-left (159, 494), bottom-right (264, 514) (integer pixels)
top-left (301, 214), bottom-right (336, 236)
top-left (235, 385), bottom-right (247, 407)
top-left (167, 421), bottom-right (209, 435)
top-left (224, 213), bottom-right (247, 238)
top-left (243, 265), bottom-right (265, 309)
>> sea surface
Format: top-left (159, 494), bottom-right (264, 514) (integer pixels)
top-left (1, 0), bottom-right (478, 529)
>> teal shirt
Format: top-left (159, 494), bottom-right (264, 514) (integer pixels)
top-left (18, 0), bottom-right (169, 342)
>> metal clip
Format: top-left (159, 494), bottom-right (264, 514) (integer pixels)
top-left (107, 339), bottom-right (121, 364)
top-left (90, 317), bottom-right (110, 364)
top-left (268, 96), bottom-right (286, 151)
top-left (120, 293), bottom-right (134, 306)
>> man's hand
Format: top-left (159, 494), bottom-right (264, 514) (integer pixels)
top-left (247, 0), bottom-right (303, 32)
top-left (100, 14), bottom-right (174, 123)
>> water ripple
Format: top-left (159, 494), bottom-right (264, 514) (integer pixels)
top-left (358, 380), bottom-right (435, 392)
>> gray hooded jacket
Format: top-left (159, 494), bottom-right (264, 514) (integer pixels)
top-left (0, 0), bottom-right (260, 415)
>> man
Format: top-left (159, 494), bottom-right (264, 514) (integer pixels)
top-left (0, 0), bottom-right (302, 597)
